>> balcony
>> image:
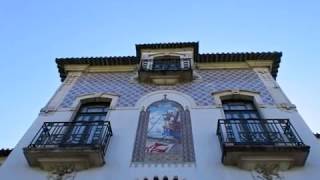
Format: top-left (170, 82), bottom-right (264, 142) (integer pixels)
top-left (24, 121), bottom-right (112, 171)
top-left (216, 119), bottom-right (310, 170)
top-left (138, 58), bottom-right (193, 84)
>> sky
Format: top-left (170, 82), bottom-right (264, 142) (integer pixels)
top-left (0, 0), bottom-right (319, 148)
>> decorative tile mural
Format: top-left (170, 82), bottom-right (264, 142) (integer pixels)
top-left (131, 97), bottom-right (195, 163)
top-left (146, 99), bottom-right (183, 154)
top-left (60, 70), bottom-right (274, 108)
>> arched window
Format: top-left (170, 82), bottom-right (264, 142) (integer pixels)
top-left (163, 176), bottom-right (169, 180)
top-left (153, 177), bottom-right (159, 180)
top-left (132, 95), bottom-right (195, 164)
top-left (173, 176), bottom-right (178, 180)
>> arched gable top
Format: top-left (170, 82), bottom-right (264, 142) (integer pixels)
top-left (146, 98), bottom-right (184, 112)
top-left (71, 93), bottom-right (119, 110)
top-left (136, 90), bottom-right (196, 109)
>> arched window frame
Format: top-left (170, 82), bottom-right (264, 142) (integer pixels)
top-left (69, 93), bottom-right (118, 122)
top-left (212, 89), bottom-right (265, 119)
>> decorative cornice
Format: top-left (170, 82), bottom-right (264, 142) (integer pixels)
top-left (56, 56), bottom-right (138, 81)
top-left (56, 42), bottom-right (282, 81)
top-left (198, 52), bottom-right (281, 79)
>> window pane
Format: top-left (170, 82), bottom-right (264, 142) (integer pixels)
top-left (83, 115), bottom-right (91, 121)
top-left (242, 113), bottom-right (250, 119)
top-left (223, 100), bottom-right (260, 119)
top-left (80, 107), bottom-right (88, 113)
top-left (232, 113), bottom-right (240, 119)
top-left (87, 107), bottom-right (104, 112)
top-left (249, 112), bottom-right (258, 119)
top-left (223, 104), bottom-right (229, 110)
top-left (245, 104), bottom-right (254, 110)
top-left (77, 115), bottom-right (84, 121)
top-left (75, 103), bottom-right (109, 122)
top-left (225, 113), bottom-right (232, 119)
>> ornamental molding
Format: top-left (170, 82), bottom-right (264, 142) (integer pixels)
top-left (64, 64), bottom-right (136, 73)
top-left (71, 92), bottom-right (119, 110)
top-left (251, 163), bottom-right (284, 180)
top-left (212, 89), bottom-right (265, 108)
top-left (47, 166), bottom-right (76, 180)
top-left (197, 60), bottom-right (273, 71)
top-left (276, 103), bottom-right (297, 111)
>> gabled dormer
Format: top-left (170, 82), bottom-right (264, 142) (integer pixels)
top-left (136, 42), bottom-right (198, 85)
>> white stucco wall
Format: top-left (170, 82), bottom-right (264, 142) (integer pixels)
top-left (1, 70), bottom-right (320, 180)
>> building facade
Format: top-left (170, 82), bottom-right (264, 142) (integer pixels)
top-left (0, 42), bottom-right (319, 180)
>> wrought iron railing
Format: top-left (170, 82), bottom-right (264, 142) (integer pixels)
top-left (27, 121), bottom-right (112, 155)
top-left (217, 119), bottom-right (305, 147)
top-left (140, 58), bottom-right (192, 71)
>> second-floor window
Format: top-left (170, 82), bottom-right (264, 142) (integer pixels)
top-left (222, 99), bottom-right (265, 143)
top-left (61, 102), bottom-right (110, 145)
top-left (75, 102), bottom-right (110, 122)
top-left (153, 56), bottom-right (181, 71)
top-left (222, 100), bottom-right (260, 120)
top-left (141, 56), bottom-right (191, 71)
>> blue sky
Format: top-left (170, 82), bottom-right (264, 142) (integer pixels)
top-left (0, 0), bottom-right (319, 148)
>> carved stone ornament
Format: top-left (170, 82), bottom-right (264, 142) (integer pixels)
top-left (251, 164), bottom-right (284, 180)
top-left (47, 166), bottom-right (76, 180)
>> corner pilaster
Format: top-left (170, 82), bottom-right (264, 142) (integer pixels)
top-left (254, 68), bottom-right (296, 110)
top-left (41, 72), bottom-right (82, 113)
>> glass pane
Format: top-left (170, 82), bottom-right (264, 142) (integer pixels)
top-left (94, 115), bottom-right (105, 121)
top-left (223, 104), bottom-right (229, 110)
top-left (223, 101), bottom-right (259, 119)
top-left (249, 112), bottom-right (258, 119)
top-left (225, 113), bottom-right (232, 119)
top-left (229, 105), bottom-right (246, 110)
top-left (80, 107), bottom-right (88, 113)
top-left (76, 115), bottom-right (84, 121)
top-left (242, 113), bottom-right (250, 119)
top-left (76, 115), bottom-right (91, 121)
top-left (75, 103), bottom-right (109, 122)
top-left (232, 113), bottom-right (240, 119)
top-left (245, 103), bottom-right (254, 110)
top-left (87, 107), bottom-right (104, 112)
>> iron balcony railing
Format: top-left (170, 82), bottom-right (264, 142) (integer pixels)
top-left (140, 58), bottom-right (192, 71)
top-left (27, 121), bottom-right (112, 155)
top-left (217, 119), bottom-right (306, 147)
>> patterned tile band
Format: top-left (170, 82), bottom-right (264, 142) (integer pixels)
top-left (60, 70), bottom-right (274, 108)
